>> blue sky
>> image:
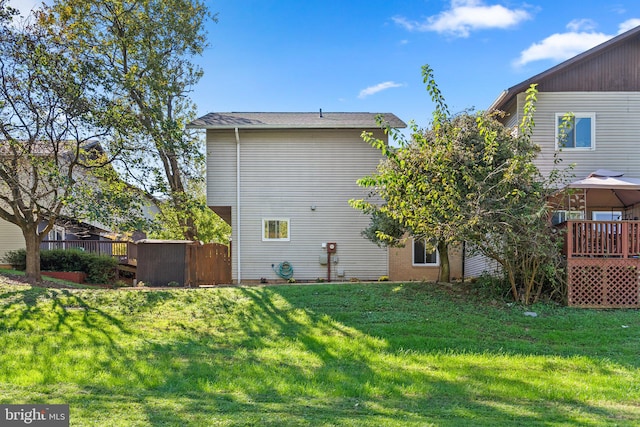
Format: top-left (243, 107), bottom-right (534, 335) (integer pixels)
top-left (13, 0), bottom-right (640, 128)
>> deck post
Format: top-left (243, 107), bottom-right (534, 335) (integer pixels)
top-left (566, 221), bottom-right (574, 259)
top-left (622, 222), bottom-right (629, 258)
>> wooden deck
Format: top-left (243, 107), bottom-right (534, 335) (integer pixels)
top-left (40, 240), bottom-right (232, 287)
top-left (558, 221), bottom-right (640, 308)
top-left (561, 220), bottom-right (640, 259)
top-left (41, 240), bottom-right (137, 265)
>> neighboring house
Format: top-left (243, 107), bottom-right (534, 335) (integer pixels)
top-left (489, 25), bottom-right (640, 182)
top-left (0, 219), bottom-right (24, 267)
top-left (0, 211), bottom-right (118, 268)
top-left (0, 140), bottom-right (131, 267)
top-left (188, 112), bottom-right (407, 283)
top-left (462, 25), bottom-right (640, 281)
top-left (484, 25), bottom-right (640, 307)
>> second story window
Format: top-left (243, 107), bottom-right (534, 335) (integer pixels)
top-left (555, 113), bottom-right (596, 150)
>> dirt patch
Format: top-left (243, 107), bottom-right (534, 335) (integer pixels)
top-left (0, 271), bottom-right (80, 289)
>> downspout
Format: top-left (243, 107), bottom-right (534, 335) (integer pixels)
top-left (235, 127), bottom-right (241, 284)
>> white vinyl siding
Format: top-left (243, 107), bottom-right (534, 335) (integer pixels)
top-left (516, 92), bottom-right (640, 179)
top-left (206, 130), bottom-right (237, 207)
top-left (207, 128), bottom-right (388, 282)
top-left (463, 251), bottom-right (501, 280)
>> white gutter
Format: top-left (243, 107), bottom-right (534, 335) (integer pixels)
top-left (235, 127), bottom-right (241, 284)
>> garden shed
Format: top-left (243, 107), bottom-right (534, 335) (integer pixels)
top-left (136, 239), bottom-right (192, 286)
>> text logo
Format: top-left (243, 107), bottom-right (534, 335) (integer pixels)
top-left (1, 405), bottom-right (69, 426)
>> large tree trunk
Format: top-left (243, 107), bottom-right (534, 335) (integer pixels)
top-left (438, 240), bottom-right (450, 283)
top-left (23, 224), bottom-right (42, 283)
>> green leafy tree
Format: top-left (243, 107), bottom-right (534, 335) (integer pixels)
top-left (149, 178), bottom-right (230, 243)
top-left (0, 2), bottom-right (140, 281)
top-left (353, 65), bottom-right (569, 301)
top-left (470, 88), bottom-right (572, 303)
top-left (352, 65), bottom-right (472, 282)
top-left (47, 0), bottom-right (216, 240)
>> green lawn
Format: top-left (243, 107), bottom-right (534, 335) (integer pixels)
top-left (0, 276), bottom-right (638, 426)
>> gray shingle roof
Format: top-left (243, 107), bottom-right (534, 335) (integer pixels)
top-left (187, 112), bottom-right (406, 129)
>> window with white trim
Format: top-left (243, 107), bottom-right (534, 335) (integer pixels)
top-left (47, 225), bottom-right (65, 241)
top-left (555, 113), bottom-right (595, 150)
top-left (413, 239), bottom-right (439, 266)
top-left (262, 218), bottom-right (290, 241)
top-left (46, 225), bottom-right (65, 250)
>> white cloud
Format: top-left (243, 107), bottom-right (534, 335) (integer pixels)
top-left (515, 18), bottom-right (640, 67)
top-left (358, 81), bottom-right (403, 99)
top-left (618, 18), bottom-right (640, 34)
top-left (392, 0), bottom-right (531, 38)
top-left (566, 19), bottom-right (597, 32)
top-left (515, 31), bottom-right (610, 66)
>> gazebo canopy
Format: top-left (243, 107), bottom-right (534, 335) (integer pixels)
top-left (564, 170), bottom-right (640, 208)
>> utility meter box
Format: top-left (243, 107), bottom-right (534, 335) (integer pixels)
top-left (326, 242), bottom-right (337, 253)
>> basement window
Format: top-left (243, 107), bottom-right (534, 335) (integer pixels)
top-left (413, 239), bottom-right (439, 266)
top-left (262, 218), bottom-right (290, 241)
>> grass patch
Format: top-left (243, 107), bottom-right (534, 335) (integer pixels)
top-left (0, 278), bottom-right (638, 426)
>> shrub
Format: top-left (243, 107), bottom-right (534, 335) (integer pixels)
top-left (2, 249), bottom-right (26, 270)
top-left (84, 254), bottom-right (117, 284)
top-left (474, 272), bottom-right (511, 299)
top-left (41, 249), bottom-right (85, 272)
top-left (4, 248), bottom-right (117, 284)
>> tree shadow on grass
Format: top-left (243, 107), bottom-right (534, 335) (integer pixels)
top-left (0, 286), bottom-right (174, 336)
top-left (258, 282), bottom-right (640, 425)
top-left (0, 283), bottom-right (637, 425)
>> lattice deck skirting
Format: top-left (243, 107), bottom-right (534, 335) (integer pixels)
top-left (567, 258), bottom-right (640, 308)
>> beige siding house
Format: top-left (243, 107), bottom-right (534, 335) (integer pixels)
top-left (0, 218), bottom-right (23, 267)
top-left (458, 25), bottom-right (640, 281)
top-left (475, 25), bottom-right (640, 294)
top-left (189, 112), bottom-right (407, 283)
top-left (490, 25), bottom-right (640, 181)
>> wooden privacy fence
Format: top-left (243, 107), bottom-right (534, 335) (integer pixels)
top-left (41, 240), bottom-right (231, 287)
top-left (559, 221), bottom-right (640, 308)
top-left (187, 243), bottom-right (231, 286)
top-left (136, 240), bottom-right (231, 287)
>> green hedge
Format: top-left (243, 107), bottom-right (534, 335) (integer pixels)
top-left (2, 249), bottom-right (26, 271)
top-left (2, 248), bottom-right (117, 284)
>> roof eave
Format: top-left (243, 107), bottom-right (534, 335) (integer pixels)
top-left (489, 24), bottom-right (640, 112)
top-left (187, 124), bottom-right (406, 130)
